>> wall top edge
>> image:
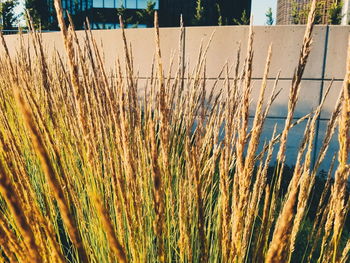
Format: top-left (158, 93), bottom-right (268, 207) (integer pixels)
top-left (3, 25), bottom-right (349, 39)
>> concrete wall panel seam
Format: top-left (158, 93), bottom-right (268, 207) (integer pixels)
top-left (312, 25), bottom-right (330, 168)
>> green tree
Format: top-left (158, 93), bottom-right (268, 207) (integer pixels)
top-left (136, 0), bottom-right (156, 27)
top-left (328, 1), bottom-right (343, 25)
top-left (291, 0), bottom-right (343, 25)
top-left (291, 1), bottom-right (300, 24)
top-left (193, 0), bottom-right (204, 26)
top-left (0, 0), bottom-right (18, 30)
top-left (265, 7), bottom-right (274, 25)
top-left (25, 0), bottom-right (51, 29)
top-left (216, 3), bottom-right (222, 26)
top-left (233, 9), bottom-right (250, 25)
top-left (117, 3), bottom-right (133, 28)
top-left (291, 0), bottom-right (320, 24)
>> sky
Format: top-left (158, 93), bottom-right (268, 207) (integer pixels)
top-left (14, 0), bottom-right (278, 26)
top-left (14, 0), bottom-right (25, 25)
top-left (251, 0), bottom-right (277, 25)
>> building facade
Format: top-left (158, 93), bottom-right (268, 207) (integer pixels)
top-left (277, 0), bottom-right (345, 25)
top-left (277, 0), bottom-right (295, 24)
top-left (48, 0), bottom-right (159, 29)
top-left (90, 0), bottom-right (159, 28)
top-left (158, 0), bottom-right (251, 27)
top-left (47, 0), bottom-right (251, 29)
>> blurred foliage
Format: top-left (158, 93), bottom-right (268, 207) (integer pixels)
top-left (233, 9), bottom-right (250, 25)
top-left (0, 0), bottom-right (18, 30)
top-left (291, 0), bottom-right (344, 25)
top-left (25, 0), bottom-right (52, 29)
top-left (266, 7), bottom-right (274, 25)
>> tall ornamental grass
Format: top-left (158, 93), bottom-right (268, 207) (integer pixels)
top-left (0, 0), bottom-right (349, 262)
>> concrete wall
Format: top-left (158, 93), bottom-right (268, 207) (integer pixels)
top-left (2, 25), bottom-right (350, 170)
